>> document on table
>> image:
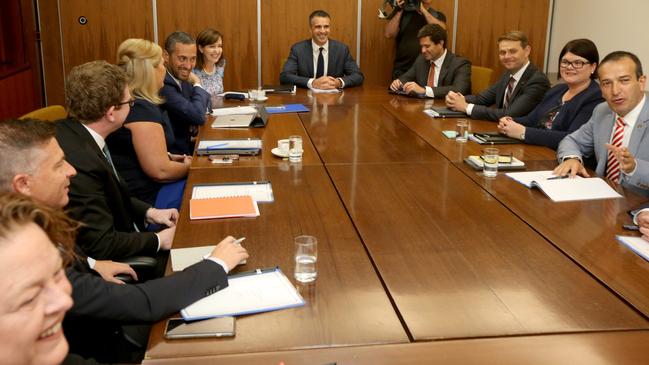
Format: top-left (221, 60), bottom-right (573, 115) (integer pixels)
top-left (211, 106), bottom-right (258, 116)
top-left (171, 245), bottom-right (216, 271)
top-left (192, 181), bottom-right (274, 203)
top-left (505, 171), bottom-right (622, 202)
top-left (181, 267), bottom-right (305, 320)
top-left (616, 235), bottom-right (649, 262)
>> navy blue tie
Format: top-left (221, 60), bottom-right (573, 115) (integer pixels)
top-left (316, 47), bottom-right (324, 78)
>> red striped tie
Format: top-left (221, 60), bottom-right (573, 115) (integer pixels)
top-left (606, 117), bottom-right (626, 184)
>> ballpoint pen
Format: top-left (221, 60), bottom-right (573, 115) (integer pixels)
top-left (547, 175), bottom-right (569, 180)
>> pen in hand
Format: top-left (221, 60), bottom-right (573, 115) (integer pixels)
top-left (547, 175), bottom-right (569, 180)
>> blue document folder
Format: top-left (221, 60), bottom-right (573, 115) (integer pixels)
top-left (265, 104), bottom-right (310, 114)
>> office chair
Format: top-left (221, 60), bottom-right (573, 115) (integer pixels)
top-left (19, 105), bottom-right (67, 121)
top-left (471, 66), bottom-right (494, 95)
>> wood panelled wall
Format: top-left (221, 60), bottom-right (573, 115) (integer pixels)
top-left (39, 0), bottom-right (549, 105)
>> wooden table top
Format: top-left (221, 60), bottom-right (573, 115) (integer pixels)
top-left (144, 330), bottom-right (649, 365)
top-left (382, 97), bottom-right (557, 163)
top-left (192, 112), bottom-right (321, 168)
top-left (145, 166), bottom-right (408, 360)
top-left (327, 162), bottom-right (648, 340)
top-left (146, 86), bottom-right (649, 363)
top-left (456, 159), bottom-right (649, 317)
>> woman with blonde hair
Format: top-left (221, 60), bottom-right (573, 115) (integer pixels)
top-left (107, 38), bottom-right (190, 209)
top-left (194, 28), bottom-right (226, 95)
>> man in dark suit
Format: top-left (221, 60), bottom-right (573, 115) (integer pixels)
top-left (389, 23), bottom-right (470, 98)
top-left (0, 118), bottom-right (249, 363)
top-left (160, 31), bottom-right (211, 155)
top-left (280, 9), bottom-right (364, 89)
top-left (55, 60), bottom-right (177, 261)
top-left (445, 30), bottom-right (550, 121)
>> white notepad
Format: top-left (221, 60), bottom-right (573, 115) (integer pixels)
top-left (192, 182), bottom-right (274, 203)
top-left (616, 235), bottom-right (649, 262)
top-left (181, 268), bottom-right (305, 320)
top-left (171, 246), bottom-right (216, 271)
top-left (505, 171), bottom-right (622, 202)
top-left (211, 106), bottom-right (258, 116)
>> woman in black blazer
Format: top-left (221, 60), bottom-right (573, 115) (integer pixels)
top-left (497, 39), bottom-right (604, 149)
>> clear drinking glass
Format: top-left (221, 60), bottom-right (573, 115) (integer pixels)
top-left (294, 235), bottom-right (317, 283)
top-left (288, 135), bottom-right (303, 162)
top-left (455, 119), bottom-right (468, 142)
top-left (482, 147), bottom-right (499, 178)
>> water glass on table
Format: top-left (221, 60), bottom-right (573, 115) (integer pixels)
top-left (294, 235), bottom-right (317, 283)
top-left (455, 119), bottom-right (468, 142)
top-left (288, 135), bottom-right (303, 162)
top-left (482, 147), bottom-right (499, 178)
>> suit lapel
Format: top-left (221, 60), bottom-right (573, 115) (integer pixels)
top-left (438, 53), bottom-right (452, 85)
top-left (69, 120), bottom-right (123, 188)
top-left (306, 41), bottom-right (315, 77)
top-left (627, 97), bottom-right (649, 156)
top-left (509, 64), bottom-right (534, 101)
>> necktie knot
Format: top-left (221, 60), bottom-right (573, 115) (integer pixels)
top-left (616, 116), bottom-right (626, 128)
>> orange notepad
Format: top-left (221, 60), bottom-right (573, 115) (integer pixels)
top-left (189, 195), bottom-right (259, 220)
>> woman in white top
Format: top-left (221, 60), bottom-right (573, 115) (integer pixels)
top-left (194, 28), bottom-right (226, 96)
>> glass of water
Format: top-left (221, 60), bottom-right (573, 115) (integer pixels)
top-left (455, 119), bottom-right (468, 142)
top-left (294, 235), bottom-right (317, 283)
top-left (288, 135), bottom-right (303, 163)
top-left (482, 147), bottom-right (499, 178)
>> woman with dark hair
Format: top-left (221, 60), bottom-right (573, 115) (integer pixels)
top-left (497, 39), bottom-right (604, 149)
top-left (194, 28), bottom-right (225, 96)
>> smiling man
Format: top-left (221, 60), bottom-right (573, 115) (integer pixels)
top-left (445, 30), bottom-right (549, 121)
top-left (555, 51), bottom-right (649, 195)
top-left (389, 23), bottom-right (470, 98)
top-left (280, 10), bottom-right (364, 90)
top-left (160, 31), bottom-right (211, 155)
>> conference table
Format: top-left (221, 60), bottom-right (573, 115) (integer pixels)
top-left (144, 87), bottom-right (649, 364)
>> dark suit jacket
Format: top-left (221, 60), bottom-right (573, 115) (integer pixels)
top-left (465, 63), bottom-right (550, 121)
top-left (398, 51), bottom-right (471, 98)
top-left (64, 259), bottom-right (227, 363)
top-left (66, 259), bottom-right (227, 322)
top-left (516, 80), bottom-right (603, 149)
top-left (56, 118), bottom-right (159, 259)
top-left (160, 72), bottom-right (211, 154)
top-left (280, 39), bottom-right (364, 88)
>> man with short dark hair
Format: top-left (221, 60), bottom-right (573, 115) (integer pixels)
top-left (445, 30), bottom-right (550, 121)
top-left (56, 60), bottom-right (176, 260)
top-left (389, 23), bottom-right (470, 98)
top-left (280, 10), bottom-right (364, 89)
top-left (555, 51), bottom-right (649, 196)
top-left (0, 118), bottom-right (248, 363)
top-left (384, 0), bottom-right (447, 79)
top-left (161, 31), bottom-right (211, 155)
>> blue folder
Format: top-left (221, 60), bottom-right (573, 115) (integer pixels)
top-left (265, 103), bottom-right (310, 114)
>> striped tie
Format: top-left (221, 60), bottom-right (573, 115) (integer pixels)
top-left (503, 76), bottom-right (515, 108)
top-left (605, 117), bottom-right (626, 184)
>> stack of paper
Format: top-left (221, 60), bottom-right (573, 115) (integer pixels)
top-left (616, 235), bottom-right (649, 262)
top-left (189, 195), bottom-right (259, 220)
top-left (192, 182), bottom-right (274, 203)
top-left (181, 268), bottom-right (305, 320)
top-left (505, 171), bottom-right (622, 202)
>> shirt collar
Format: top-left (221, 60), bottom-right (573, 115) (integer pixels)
top-left (510, 61), bottom-right (530, 82)
top-left (167, 70), bottom-right (182, 88)
top-left (432, 49), bottom-right (447, 68)
top-left (80, 123), bottom-right (106, 151)
top-left (618, 95), bottom-right (646, 128)
top-left (312, 40), bottom-right (329, 53)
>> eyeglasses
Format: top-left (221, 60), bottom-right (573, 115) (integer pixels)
top-left (560, 59), bottom-right (590, 69)
top-left (116, 99), bottom-right (135, 108)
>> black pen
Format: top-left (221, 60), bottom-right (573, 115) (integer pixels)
top-left (623, 224), bottom-right (640, 231)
